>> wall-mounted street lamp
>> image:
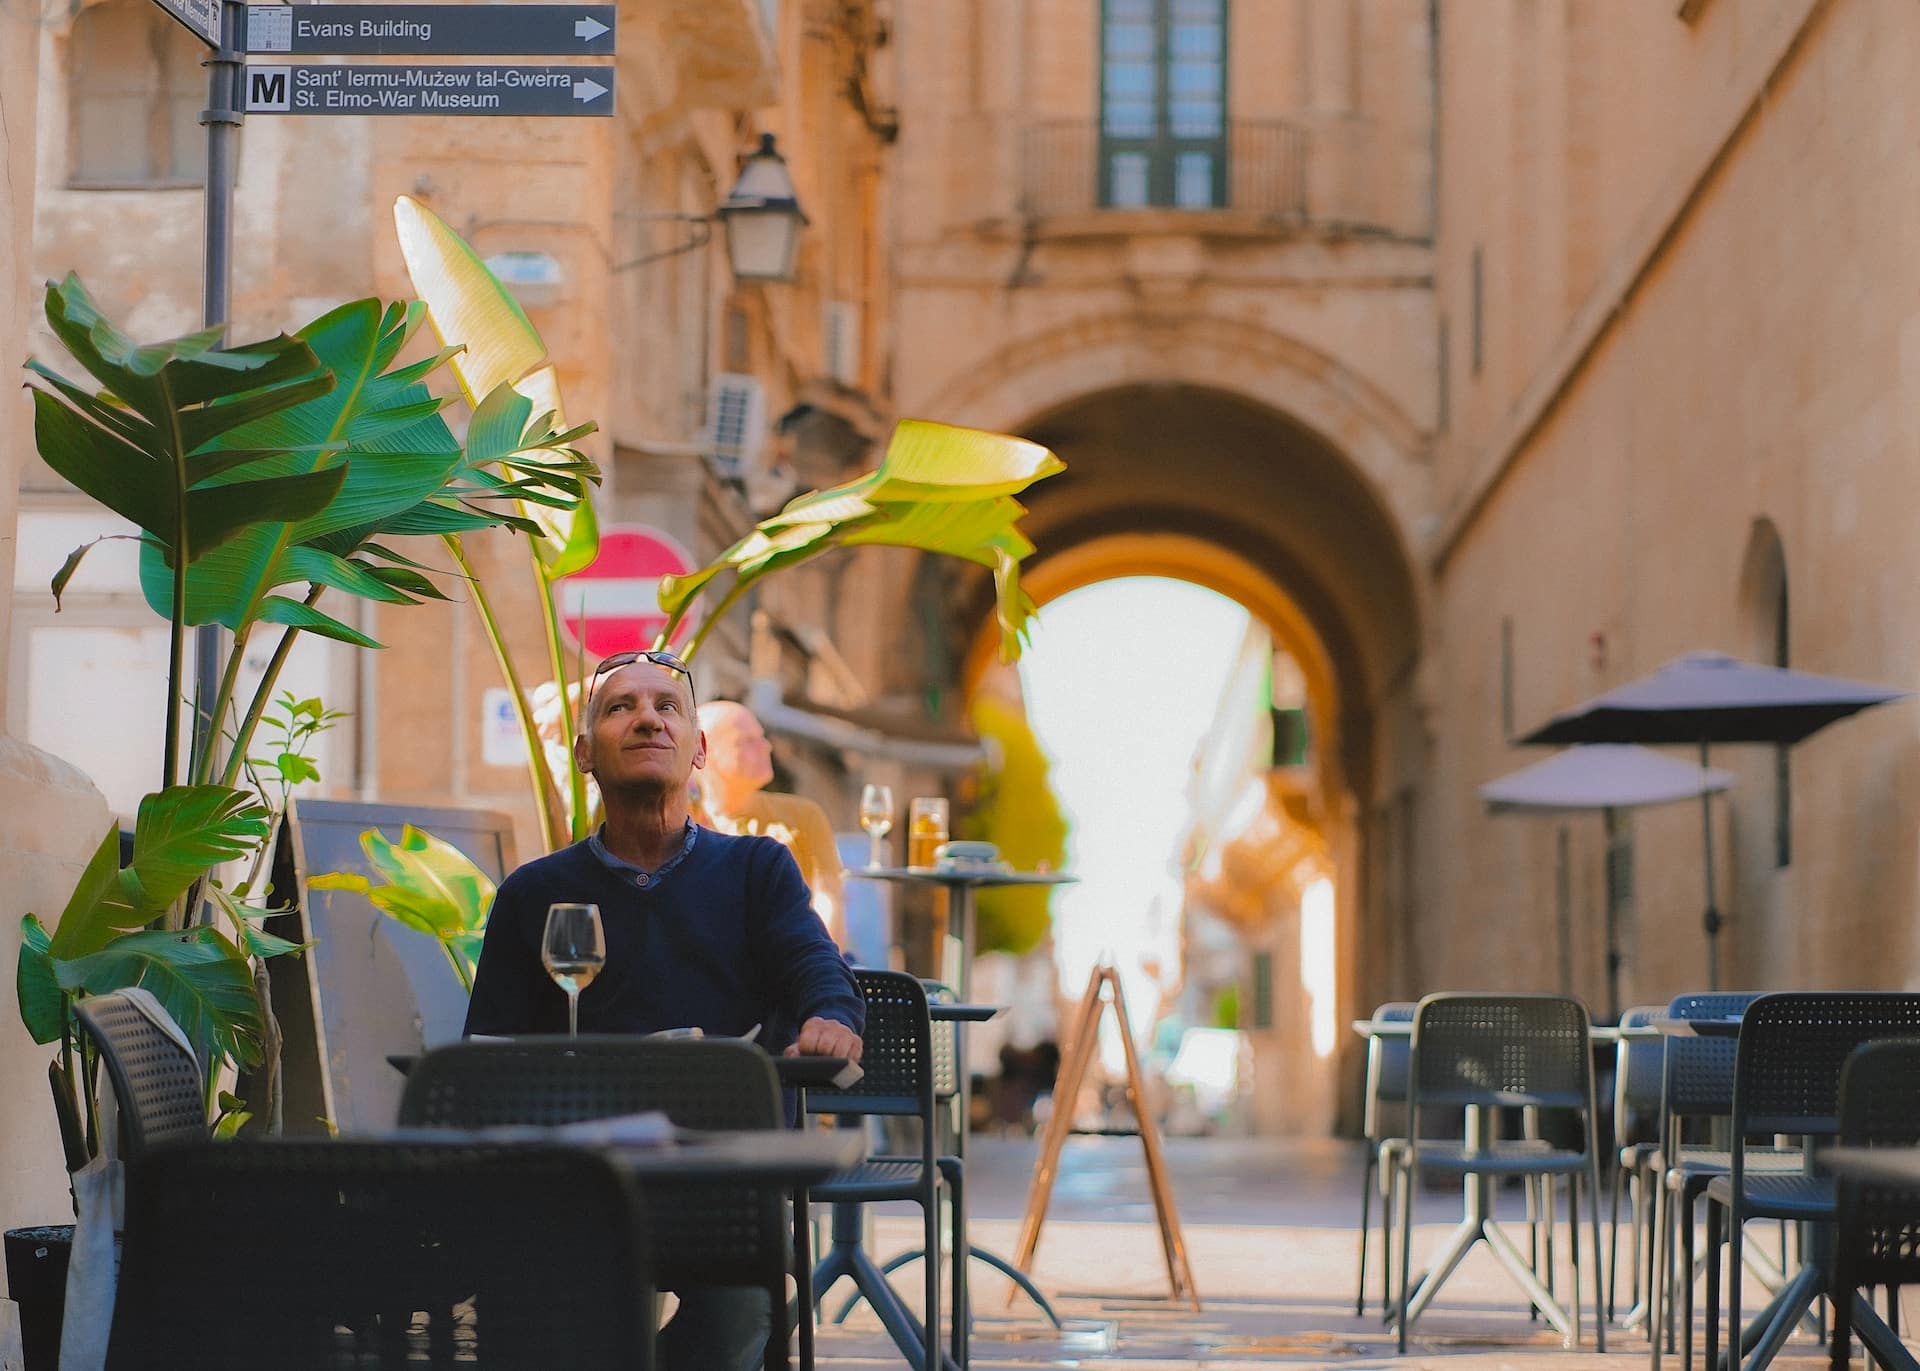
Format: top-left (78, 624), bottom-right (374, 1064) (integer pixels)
top-left (617, 133), bottom-right (809, 283)
top-left (715, 133), bottom-right (809, 282)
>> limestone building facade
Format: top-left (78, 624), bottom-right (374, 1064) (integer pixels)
top-left (5, 0), bottom-right (1920, 1167)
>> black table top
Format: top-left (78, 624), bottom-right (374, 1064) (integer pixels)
top-left (389, 1045), bottom-right (861, 1086)
top-left (929, 1003), bottom-right (1006, 1023)
top-left (773, 1055), bottom-right (863, 1089)
top-left (383, 1125), bottom-right (862, 1184)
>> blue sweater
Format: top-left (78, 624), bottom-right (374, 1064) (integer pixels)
top-left (463, 829), bottom-right (863, 1051)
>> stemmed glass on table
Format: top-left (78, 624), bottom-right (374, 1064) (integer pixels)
top-left (858, 783), bottom-right (894, 869)
top-left (542, 902), bottom-right (605, 1038)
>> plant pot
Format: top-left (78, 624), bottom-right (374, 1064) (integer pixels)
top-left (4, 1225), bottom-right (72, 1371)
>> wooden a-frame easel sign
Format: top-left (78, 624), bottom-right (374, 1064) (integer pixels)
top-left (1010, 963), bottom-right (1201, 1310)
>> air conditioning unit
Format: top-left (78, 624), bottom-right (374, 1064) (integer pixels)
top-left (822, 300), bottom-right (861, 386)
top-left (704, 372), bottom-right (766, 479)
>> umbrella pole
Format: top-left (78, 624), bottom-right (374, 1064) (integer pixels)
top-left (1602, 807), bottom-right (1621, 1022)
top-left (1700, 741), bottom-right (1721, 990)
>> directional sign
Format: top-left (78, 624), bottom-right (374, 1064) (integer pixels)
top-left (246, 4), bottom-right (614, 55)
top-left (153, 0), bottom-right (219, 47)
top-left (244, 64), bottom-right (614, 116)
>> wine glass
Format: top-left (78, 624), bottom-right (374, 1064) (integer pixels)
top-left (858, 783), bottom-right (894, 868)
top-left (542, 902), bottom-right (605, 1038)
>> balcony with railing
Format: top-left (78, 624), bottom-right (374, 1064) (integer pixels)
top-left (1020, 118), bottom-right (1310, 221)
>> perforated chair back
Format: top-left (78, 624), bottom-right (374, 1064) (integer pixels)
top-left (1614, 1004), bottom-right (1666, 1146)
top-left (73, 991), bottom-right (206, 1157)
top-left (107, 1139), bottom-right (652, 1370)
top-left (1410, 993), bottom-right (1593, 1113)
top-left (399, 1037), bottom-right (784, 1292)
top-left (1833, 1037), bottom-right (1920, 1291)
top-left (804, 970), bottom-right (934, 1121)
top-left (1733, 993), bottom-right (1920, 1139)
top-left (1664, 991), bottom-right (1763, 1124)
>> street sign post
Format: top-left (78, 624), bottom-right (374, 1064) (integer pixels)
top-left (155, 0), bottom-right (219, 46)
top-left (553, 527), bottom-right (697, 657)
top-left (245, 63), bottom-right (613, 115)
top-left (245, 4), bottom-right (614, 55)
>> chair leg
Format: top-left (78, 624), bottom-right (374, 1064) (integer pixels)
top-left (923, 1187), bottom-right (941, 1371)
top-left (1683, 1191), bottom-right (1697, 1371)
top-left (766, 1278), bottom-right (791, 1371)
top-left (1590, 1149), bottom-right (1609, 1353)
top-left (940, 1160), bottom-right (968, 1371)
top-left (1727, 1203), bottom-right (1743, 1371)
top-left (1396, 1156), bottom-right (1415, 1354)
top-left (1611, 1155), bottom-right (1627, 1320)
top-left (1357, 1143), bottom-right (1377, 1316)
top-left (1704, 1201), bottom-right (1722, 1371)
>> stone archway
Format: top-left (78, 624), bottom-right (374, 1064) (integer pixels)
top-left (932, 363), bottom-right (1430, 1133)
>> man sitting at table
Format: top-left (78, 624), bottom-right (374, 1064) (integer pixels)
top-left (465, 647), bottom-right (864, 1371)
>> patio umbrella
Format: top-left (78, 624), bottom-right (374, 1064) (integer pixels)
top-left (1519, 652), bottom-right (1906, 987)
top-left (1479, 744), bottom-right (1735, 1018)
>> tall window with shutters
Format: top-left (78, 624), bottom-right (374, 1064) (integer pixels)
top-left (69, 0), bottom-right (208, 188)
top-left (1099, 0), bottom-right (1228, 209)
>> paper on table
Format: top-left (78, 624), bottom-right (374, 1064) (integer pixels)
top-left (551, 1111), bottom-right (677, 1147)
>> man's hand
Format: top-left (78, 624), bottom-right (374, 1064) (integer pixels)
top-left (786, 1016), bottom-right (863, 1062)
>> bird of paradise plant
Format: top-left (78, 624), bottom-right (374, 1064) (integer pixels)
top-left (16, 273), bottom-right (595, 1165)
top-left (392, 198), bottom-right (1066, 851)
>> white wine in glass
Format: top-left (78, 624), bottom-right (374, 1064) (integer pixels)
top-left (542, 902), bottom-right (606, 1038)
top-left (858, 783), bottom-right (894, 869)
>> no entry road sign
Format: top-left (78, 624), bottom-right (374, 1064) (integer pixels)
top-left (245, 63), bottom-right (613, 115)
top-left (246, 4), bottom-right (615, 56)
top-left (154, 0), bottom-right (218, 46)
top-left (553, 526), bottom-right (697, 657)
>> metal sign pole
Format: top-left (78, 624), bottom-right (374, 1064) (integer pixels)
top-left (193, 0), bottom-right (244, 781)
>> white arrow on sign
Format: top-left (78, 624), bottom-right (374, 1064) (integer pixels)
top-left (574, 15), bottom-right (608, 41)
top-left (572, 76), bottom-right (608, 102)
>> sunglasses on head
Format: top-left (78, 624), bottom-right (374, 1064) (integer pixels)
top-left (586, 649), bottom-right (696, 707)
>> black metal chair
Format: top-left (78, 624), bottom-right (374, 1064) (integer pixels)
top-left (1828, 1037), bottom-right (1920, 1371)
top-left (399, 1036), bottom-right (791, 1371)
top-left (1356, 1000), bottom-right (1416, 1317)
top-left (72, 990), bottom-right (206, 1156)
top-left (804, 969), bottom-right (948, 1371)
top-left (1610, 1005), bottom-right (1666, 1323)
top-left (1650, 991), bottom-right (1800, 1371)
top-left (106, 1138), bottom-right (654, 1369)
top-left (1389, 992), bottom-right (1606, 1353)
top-left (1703, 992), bottom-right (1920, 1371)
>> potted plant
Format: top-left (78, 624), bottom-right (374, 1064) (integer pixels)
top-left (7, 274), bottom-right (595, 1367)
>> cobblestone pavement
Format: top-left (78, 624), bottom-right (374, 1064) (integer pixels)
top-left (801, 1134), bottom-right (1846, 1370)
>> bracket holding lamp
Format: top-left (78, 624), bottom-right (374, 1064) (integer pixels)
top-left (617, 133), bottom-right (810, 283)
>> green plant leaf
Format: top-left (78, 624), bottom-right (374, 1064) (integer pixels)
top-left (121, 785), bottom-right (271, 914)
top-left (182, 465), bottom-right (348, 559)
top-left (30, 388), bottom-right (171, 532)
top-left (54, 926), bottom-right (262, 1069)
top-left (254, 596), bottom-right (383, 648)
top-left (205, 883), bottom-right (312, 960)
top-left (45, 823), bottom-right (141, 961)
top-left (393, 197), bottom-right (546, 408)
top-left (656, 420), bottom-right (1064, 662)
top-left (17, 914), bottom-right (64, 1044)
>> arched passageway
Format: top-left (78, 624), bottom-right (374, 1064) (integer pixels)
top-left (946, 382), bottom-right (1427, 1131)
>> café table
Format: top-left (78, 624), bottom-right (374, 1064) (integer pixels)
top-left (850, 865), bottom-right (1076, 1332)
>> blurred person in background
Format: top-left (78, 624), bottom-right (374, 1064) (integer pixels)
top-left (698, 700), bottom-right (847, 947)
